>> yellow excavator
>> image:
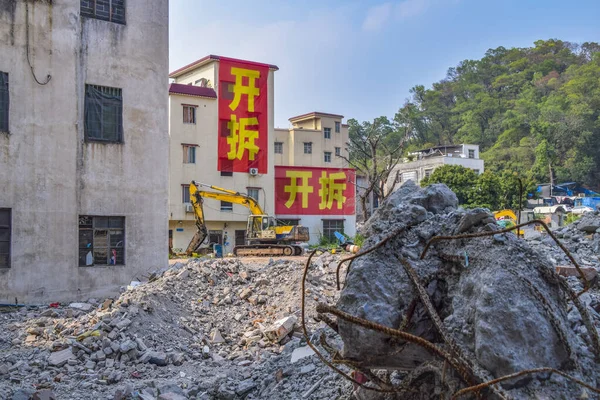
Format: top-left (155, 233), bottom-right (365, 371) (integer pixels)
top-left (185, 181), bottom-right (310, 257)
top-left (493, 209), bottom-right (524, 236)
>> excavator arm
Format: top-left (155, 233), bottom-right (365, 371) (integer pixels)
top-left (185, 181), bottom-right (265, 255)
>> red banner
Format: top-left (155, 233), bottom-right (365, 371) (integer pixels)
top-left (218, 58), bottom-right (269, 174)
top-left (275, 166), bottom-right (356, 215)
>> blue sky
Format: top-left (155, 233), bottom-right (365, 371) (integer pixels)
top-left (169, 0), bottom-right (600, 128)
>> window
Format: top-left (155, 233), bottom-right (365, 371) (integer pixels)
top-left (0, 72), bottom-right (8, 133)
top-left (424, 169), bottom-right (433, 178)
top-left (324, 152), bottom-right (332, 163)
top-left (335, 147), bottom-right (341, 157)
top-left (183, 105), bottom-right (196, 124)
top-left (80, 0), bottom-right (126, 24)
top-left (278, 219), bottom-right (300, 226)
top-left (0, 209), bottom-right (10, 268)
top-left (221, 171), bottom-right (233, 177)
top-left (221, 201), bottom-right (233, 212)
top-left (84, 85), bottom-right (123, 143)
top-left (473, 169), bottom-right (480, 174)
top-left (304, 142), bottom-right (312, 154)
top-left (183, 145), bottom-right (196, 163)
top-left (182, 185), bottom-right (190, 203)
top-left (79, 216), bottom-right (125, 266)
top-left (468, 149), bottom-right (475, 159)
top-left (335, 122), bottom-right (341, 133)
top-left (274, 142), bottom-right (283, 154)
top-left (322, 219), bottom-right (344, 242)
top-left (247, 188), bottom-right (260, 204)
top-left (324, 128), bottom-right (331, 139)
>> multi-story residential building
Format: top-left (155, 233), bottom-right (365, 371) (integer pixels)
top-left (274, 112), bottom-right (349, 168)
top-left (0, 1), bottom-right (169, 302)
top-left (168, 55), bottom-right (277, 255)
top-left (386, 144), bottom-right (484, 192)
top-left (274, 112), bottom-right (355, 243)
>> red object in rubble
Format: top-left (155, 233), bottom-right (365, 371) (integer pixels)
top-left (49, 302), bottom-right (60, 308)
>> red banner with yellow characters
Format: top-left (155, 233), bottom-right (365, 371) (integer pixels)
top-left (218, 57), bottom-right (269, 174)
top-left (275, 166), bottom-right (356, 215)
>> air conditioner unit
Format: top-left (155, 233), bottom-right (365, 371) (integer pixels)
top-left (185, 203), bottom-right (194, 213)
top-left (249, 168), bottom-right (259, 176)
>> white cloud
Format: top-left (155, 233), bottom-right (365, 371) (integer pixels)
top-left (362, 2), bottom-right (394, 32)
top-left (396, 0), bottom-right (430, 19)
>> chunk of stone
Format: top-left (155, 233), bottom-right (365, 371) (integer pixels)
top-left (210, 329), bottom-right (225, 344)
top-left (148, 352), bottom-right (169, 366)
top-left (48, 348), bottom-right (75, 367)
top-left (116, 318), bottom-right (132, 329)
top-left (239, 288), bottom-right (253, 300)
top-left (235, 379), bottom-right (257, 396)
top-left (264, 316), bottom-right (297, 342)
top-left (120, 339), bottom-right (137, 353)
top-left (69, 303), bottom-right (93, 311)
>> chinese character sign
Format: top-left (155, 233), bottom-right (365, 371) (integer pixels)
top-left (218, 58), bottom-right (269, 173)
top-left (275, 166), bottom-right (356, 215)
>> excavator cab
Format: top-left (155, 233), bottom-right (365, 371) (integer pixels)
top-left (247, 215), bottom-right (276, 242)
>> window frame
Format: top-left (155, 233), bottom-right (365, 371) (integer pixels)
top-left (220, 201), bottom-right (233, 212)
top-left (0, 208), bottom-right (11, 268)
top-left (80, 0), bottom-right (126, 25)
top-left (303, 142), bottom-right (312, 154)
top-left (335, 121), bottom-right (341, 133)
top-left (274, 141), bottom-right (283, 154)
top-left (182, 184), bottom-right (191, 203)
top-left (468, 149), bottom-right (475, 159)
top-left (220, 171), bottom-right (233, 177)
top-left (183, 105), bottom-right (197, 124)
top-left (335, 147), bottom-right (341, 157)
top-left (84, 84), bottom-right (123, 143)
top-left (322, 219), bottom-right (344, 242)
top-left (247, 187), bottom-right (260, 204)
top-left (183, 145), bottom-right (196, 164)
top-left (0, 71), bottom-right (8, 134)
top-left (324, 151), bottom-right (332, 163)
top-left (79, 215), bottom-right (125, 267)
top-left (324, 127), bottom-right (331, 139)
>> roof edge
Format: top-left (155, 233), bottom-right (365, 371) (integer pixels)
top-left (169, 54), bottom-right (279, 78)
top-left (289, 112), bottom-right (344, 122)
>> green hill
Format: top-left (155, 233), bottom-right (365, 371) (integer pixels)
top-left (397, 39), bottom-right (600, 188)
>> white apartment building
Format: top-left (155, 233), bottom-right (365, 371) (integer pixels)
top-left (0, 1), bottom-right (169, 302)
top-left (386, 144), bottom-right (485, 192)
top-left (274, 112), bottom-right (349, 168)
top-left (168, 55), bottom-right (277, 255)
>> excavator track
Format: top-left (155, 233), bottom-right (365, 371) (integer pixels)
top-left (233, 244), bottom-right (303, 257)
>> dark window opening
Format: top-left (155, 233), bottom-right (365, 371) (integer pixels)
top-left (324, 151), bottom-right (332, 163)
top-left (324, 127), bottom-right (331, 139)
top-left (220, 171), bottom-right (233, 177)
top-left (209, 230), bottom-right (223, 245)
top-left (183, 105), bottom-right (196, 124)
top-left (221, 201), bottom-right (233, 212)
top-left (278, 219), bottom-right (300, 226)
top-left (81, 0), bottom-right (126, 25)
top-left (335, 121), bottom-right (341, 133)
top-left (0, 72), bottom-right (8, 133)
top-left (79, 216), bottom-right (125, 266)
top-left (468, 149), bottom-right (475, 159)
top-left (0, 209), bottom-right (11, 268)
top-left (304, 142), bottom-right (312, 154)
top-left (274, 142), bottom-right (283, 154)
top-left (335, 147), bottom-right (341, 156)
top-left (182, 185), bottom-right (190, 203)
top-left (323, 219), bottom-right (344, 242)
top-left (235, 230), bottom-right (246, 246)
top-left (84, 84), bottom-right (123, 143)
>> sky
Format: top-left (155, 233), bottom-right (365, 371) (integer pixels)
top-left (169, 0), bottom-right (600, 128)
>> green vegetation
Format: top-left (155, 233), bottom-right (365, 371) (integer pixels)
top-left (421, 165), bottom-right (533, 209)
top-left (564, 213), bottom-right (581, 225)
top-left (400, 40), bottom-right (600, 188)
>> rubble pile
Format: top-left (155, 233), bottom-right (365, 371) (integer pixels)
top-left (0, 255), bottom-right (352, 399)
top-left (330, 182), bottom-right (600, 399)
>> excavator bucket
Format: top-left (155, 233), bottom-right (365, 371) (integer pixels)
top-left (185, 224), bottom-right (207, 256)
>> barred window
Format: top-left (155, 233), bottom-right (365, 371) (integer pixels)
top-left (324, 151), bottom-right (332, 163)
top-left (0, 209), bottom-right (11, 268)
top-left (335, 147), bottom-right (341, 156)
top-left (274, 142), bottom-right (283, 154)
top-left (322, 219), bottom-right (344, 242)
top-left (304, 142), bottom-right (312, 154)
top-left (81, 0), bottom-right (126, 25)
top-left (79, 216), bottom-right (125, 266)
top-left (324, 127), bottom-right (331, 139)
top-left (0, 72), bottom-right (8, 133)
top-left (84, 85), bottom-right (123, 143)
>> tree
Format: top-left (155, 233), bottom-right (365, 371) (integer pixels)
top-left (340, 116), bottom-right (409, 221)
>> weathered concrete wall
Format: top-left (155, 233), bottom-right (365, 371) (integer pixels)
top-left (0, 0), bottom-right (169, 303)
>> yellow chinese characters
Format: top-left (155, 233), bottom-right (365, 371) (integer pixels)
top-left (229, 67), bottom-right (260, 112)
top-left (227, 115), bottom-right (259, 161)
top-left (319, 172), bottom-right (347, 210)
top-left (284, 171), bottom-right (313, 208)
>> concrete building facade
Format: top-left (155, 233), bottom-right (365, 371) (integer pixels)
top-left (168, 56), bottom-right (277, 255)
top-left (386, 144), bottom-right (485, 192)
top-left (0, 1), bottom-right (169, 302)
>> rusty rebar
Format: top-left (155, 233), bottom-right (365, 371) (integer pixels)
top-left (420, 219), bottom-right (590, 296)
top-left (451, 367), bottom-right (600, 400)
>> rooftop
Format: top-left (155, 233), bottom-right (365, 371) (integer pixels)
top-left (169, 55), bottom-right (279, 78)
top-left (289, 112), bottom-right (344, 123)
top-left (168, 83), bottom-right (217, 98)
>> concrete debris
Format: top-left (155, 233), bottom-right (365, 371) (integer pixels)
top-left (333, 182), bottom-right (600, 399)
top-left (264, 316), bottom-right (297, 343)
top-left (0, 255), bottom-right (350, 399)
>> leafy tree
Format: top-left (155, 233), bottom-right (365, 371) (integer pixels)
top-left (341, 117), bottom-right (409, 221)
